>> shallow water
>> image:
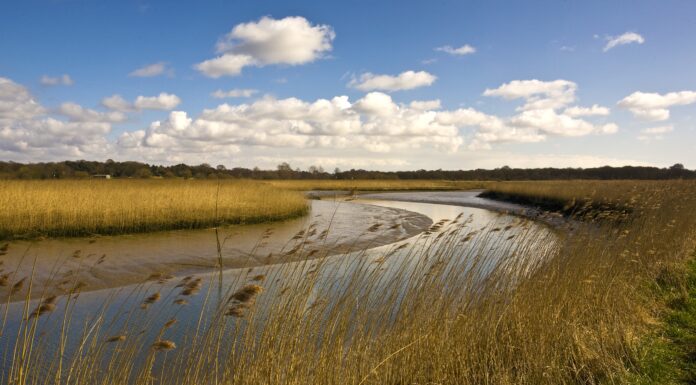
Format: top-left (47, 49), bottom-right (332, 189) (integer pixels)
top-left (0, 193), bottom-right (558, 382)
top-left (0, 199), bottom-right (431, 299)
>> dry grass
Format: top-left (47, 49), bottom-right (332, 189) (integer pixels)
top-left (0, 179), bottom-right (308, 239)
top-left (1, 180), bottom-right (695, 384)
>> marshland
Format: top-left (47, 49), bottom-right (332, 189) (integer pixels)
top-left (0, 178), bottom-right (694, 384)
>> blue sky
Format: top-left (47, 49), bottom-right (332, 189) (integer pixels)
top-left (1, 0), bottom-right (695, 170)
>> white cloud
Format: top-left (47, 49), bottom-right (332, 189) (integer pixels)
top-left (40, 74), bottom-right (74, 86)
top-left (129, 62), bottom-right (173, 77)
top-left (472, 79), bottom-right (618, 145)
top-left (134, 93), bottom-right (181, 110)
top-left (101, 94), bottom-right (133, 112)
top-left (0, 77), bottom-right (46, 122)
top-left (101, 93), bottom-right (181, 111)
top-left (435, 44), bottom-right (476, 56)
top-left (124, 92), bottom-right (463, 155)
top-left (510, 108), bottom-right (617, 137)
top-left (57, 102), bottom-right (127, 123)
top-left (211, 88), bottom-right (259, 98)
top-left (196, 16), bottom-right (335, 77)
top-left (618, 90), bottom-right (696, 121)
top-left (0, 76), bottom-right (622, 166)
top-left (349, 71), bottom-right (437, 92)
top-left (603, 32), bottom-right (645, 52)
top-left (0, 77), bottom-right (113, 157)
top-left (483, 79), bottom-right (577, 110)
top-left (195, 54), bottom-right (255, 78)
top-left (638, 125), bottom-right (673, 141)
top-left (563, 104), bottom-right (610, 117)
top-left (641, 125), bottom-right (674, 135)
top-left (409, 99), bottom-right (442, 110)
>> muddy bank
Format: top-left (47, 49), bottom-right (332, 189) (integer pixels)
top-left (0, 199), bottom-right (431, 301)
top-left (356, 190), bottom-right (573, 229)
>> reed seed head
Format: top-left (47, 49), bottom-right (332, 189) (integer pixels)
top-left (152, 340), bottom-right (176, 351)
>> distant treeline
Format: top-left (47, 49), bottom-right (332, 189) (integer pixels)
top-left (0, 160), bottom-right (694, 180)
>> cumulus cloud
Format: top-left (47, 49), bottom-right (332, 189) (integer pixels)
top-left (349, 71), bottom-right (437, 92)
top-left (603, 32), bottom-right (645, 52)
top-left (637, 125), bottom-right (673, 141)
top-left (0, 78), bottom-right (46, 122)
top-left (101, 95), bottom-right (133, 112)
top-left (102, 93), bottom-right (182, 111)
top-left (211, 88), bottom-right (259, 98)
top-left (122, 92), bottom-right (463, 155)
top-left (474, 79), bottom-right (618, 146)
top-left (40, 74), bottom-right (74, 86)
top-left (409, 100), bottom-right (442, 110)
top-left (1, 75), bottom-right (621, 165)
top-left (196, 16), bottom-right (335, 77)
top-left (134, 93), bottom-right (182, 110)
top-left (510, 108), bottom-right (618, 137)
top-left (435, 44), bottom-right (476, 56)
top-left (129, 62), bottom-right (173, 77)
top-left (618, 90), bottom-right (696, 121)
top-left (0, 77), bottom-right (113, 157)
top-left (57, 102), bottom-right (127, 123)
top-left (563, 104), bottom-right (611, 117)
top-left (483, 79), bottom-right (577, 111)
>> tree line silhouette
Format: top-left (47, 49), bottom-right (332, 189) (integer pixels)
top-left (0, 160), bottom-right (693, 180)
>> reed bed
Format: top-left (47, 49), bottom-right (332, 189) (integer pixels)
top-left (0, 180), bottom-right (308, 240)
top-left (0, 180), bottom-right (694, 384)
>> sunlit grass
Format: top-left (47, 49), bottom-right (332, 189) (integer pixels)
top-left (0, 179), bottom-right (308, 240)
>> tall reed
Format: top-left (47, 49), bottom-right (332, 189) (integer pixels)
top-left (0, 180), bottom-right (307, 240)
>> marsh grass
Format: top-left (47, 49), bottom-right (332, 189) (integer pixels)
top-left (0, 180), bottom-right (694, 384)
top-left (0, 180), bottom-right (308, 240)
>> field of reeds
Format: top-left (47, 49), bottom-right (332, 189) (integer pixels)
top-left (1, 180), bottom-right (695, 384)
top-left (0, 180), bottom-right (308, 240)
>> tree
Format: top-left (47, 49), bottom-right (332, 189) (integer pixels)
top-left (670, 163), bottom-right (685, 170)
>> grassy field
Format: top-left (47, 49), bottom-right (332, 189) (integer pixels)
top-left (1, 180), bottom-right (694, 384)
top-left (0, 179), bottom-right (308, 239)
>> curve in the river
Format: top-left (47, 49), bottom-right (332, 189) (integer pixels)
top-left (0, 199), bottom-right (432, 301)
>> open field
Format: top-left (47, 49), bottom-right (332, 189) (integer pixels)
top-left (0, 180), bottom-right (308, 240)
top-left (1, 180), bottom-right (694, 384)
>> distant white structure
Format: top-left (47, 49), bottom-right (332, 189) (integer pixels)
top-left (92, 174), bottom-right (112, 179)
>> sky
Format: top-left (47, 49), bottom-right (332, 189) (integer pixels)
top-left (1, 0), bottom-right (695, 171)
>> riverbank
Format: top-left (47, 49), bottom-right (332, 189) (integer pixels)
top-left (627, 253), bottom-right (696, 384)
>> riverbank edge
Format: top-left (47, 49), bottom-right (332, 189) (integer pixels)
top-left (625, 251), bottom-right (696, 384)
top-left (0, 205), bottom-right (311, 242)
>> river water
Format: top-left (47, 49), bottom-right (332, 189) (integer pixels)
top-left (0, 192), bottom-right (558, 383)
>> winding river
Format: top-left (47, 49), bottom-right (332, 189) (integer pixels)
top-left (0, 191), bottom-right (559, 381)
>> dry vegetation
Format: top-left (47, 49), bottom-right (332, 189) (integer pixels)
top-left (0, 180), bottom-right (694, 384)
top-left (0, 179), bottom-right (308, 239)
